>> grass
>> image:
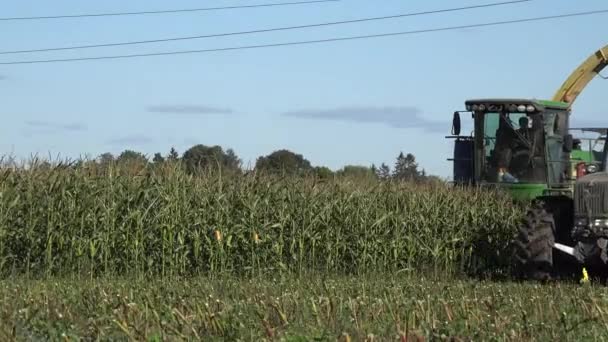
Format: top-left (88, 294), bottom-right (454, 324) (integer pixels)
top-left (1, 275), bottom-right (608, 341)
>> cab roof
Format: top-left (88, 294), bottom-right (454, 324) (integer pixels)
top-left (464, 98), bottom-right (570, 111)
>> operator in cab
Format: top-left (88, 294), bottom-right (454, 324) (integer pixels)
top-left (494, 115), bottom-right (535, 183)
top-left (516, 117), bottom-right (530, 139)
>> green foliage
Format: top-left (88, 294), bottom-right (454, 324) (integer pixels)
top-left (0, 161), bottom-right (521, 279)
top-left (167, 147), bottom-right (179, 161)
top-left (94, 147), bottom-right (438, 185)
top-left (393, 152), bottom-right (423, 181)
top-left (336, 165), bottom-right (376, 181)
top-left (152, 152), bottom-right (164, 164)
top-left (181, 144), bottom-right (241, 174)
top-left (97, 152), bottom-right (114, 166)
top-left (117, 150), bottom-right (148, 164)
top-left (255, 149), bottom-right (313, 176)
top-left (376, 162), bottom-right (391, 180)
top-left (313, 166), bottom-right (333, 179)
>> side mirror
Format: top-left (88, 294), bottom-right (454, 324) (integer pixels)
top-left (563, 134), bottom-right (573, 152)
top-left (452, 112), bottom-right (461, 136)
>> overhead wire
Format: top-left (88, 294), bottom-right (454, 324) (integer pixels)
top-left (0, 0), bottom-right (532, 55)
top-left (0, 0), bottom-right (339, 21)
top-left (2, 9), bottom-right (607, 65)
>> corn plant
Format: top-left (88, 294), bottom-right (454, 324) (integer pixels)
top-left (0, 159), bottom-right (524, 279)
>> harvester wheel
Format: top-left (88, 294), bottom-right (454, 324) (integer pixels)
top-left (514, 201), bottom-right (555, 281)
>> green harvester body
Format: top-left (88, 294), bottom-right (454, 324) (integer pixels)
top-left (449, 97), bottom-right (608, 280)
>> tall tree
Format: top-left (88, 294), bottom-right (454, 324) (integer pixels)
top-left (225, 148), bottom-right (239, 168)
top-left (392, 152), bottom-right (422, 181)
top-left (97, 152), bottom-right (114, 166)
top-left (336, 165), bottom-right (376, 180)
top-left (167, 147), bottom-right (179, 161)
top-left (377, 163), bottom-right (391, 180)
top-left (114, 150), bottom-right (148, 174)
top-left (314, 166), bottom-right (333, 179)
top-left (182, 144), bottom-right (241, 174)
top-left (153, 152), bottom-right (165, 164)
top-left (116, 150), bottom-right (148, 165)
top-left (255, 149), bottom-right (313, 176)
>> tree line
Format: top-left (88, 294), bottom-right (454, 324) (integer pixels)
top-left (82, 144), bottom-right (441, 182)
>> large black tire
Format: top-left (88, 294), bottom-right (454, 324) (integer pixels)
top-left (514, 201), bottom-right (555, 281)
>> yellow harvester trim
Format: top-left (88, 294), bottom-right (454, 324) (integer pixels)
top-left (553, 44), bottom-right (608, 105)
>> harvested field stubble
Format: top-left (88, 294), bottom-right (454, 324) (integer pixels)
top-left (1, 276), bottom-right (607, 341)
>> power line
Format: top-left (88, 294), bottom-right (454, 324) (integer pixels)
top-left (2, 9), bottom-right (607, 65)
top-left (0, 0), bottom-right (532, 55)
top-left (0, 0), bottom-right (339, 21)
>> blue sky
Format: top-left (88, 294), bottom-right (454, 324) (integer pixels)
top-left (0, 0), bottom-right (606, 177)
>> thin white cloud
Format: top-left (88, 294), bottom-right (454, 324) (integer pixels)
top-left (147, 105), bottom-right (233, 115)
top-left (25, 120), bottom-right (87, 132)
top-left (106, 134), bottom-right (154, 146)
top-left (282, 106), bottom-right (446, 132)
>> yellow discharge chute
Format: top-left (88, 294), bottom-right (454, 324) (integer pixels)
top-left (553, 44), bottom-right (608, 105)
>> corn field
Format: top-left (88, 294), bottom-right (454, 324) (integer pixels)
top-left (0, 159), bottom-right (524, 278)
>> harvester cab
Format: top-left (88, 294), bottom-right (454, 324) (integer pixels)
top-left (448, 98), bottom-right (575, 200)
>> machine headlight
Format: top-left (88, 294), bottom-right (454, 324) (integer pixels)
top-left (466, 104), bottom-right (472, 111)
top-left (472, 104), bottom-right (479, 111)
top-left (478, 104), bottom-right (486, 111)
top-left (526, 105), bottom-right (535, 112)
top-left (586, 164), bottom-right (599, 173)
top-left (576, 218), bottom-right (608, 227)
top-left (517, 105), bottom-right (526, 112)
top-left (593, 219), bottom-right (608, 227)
